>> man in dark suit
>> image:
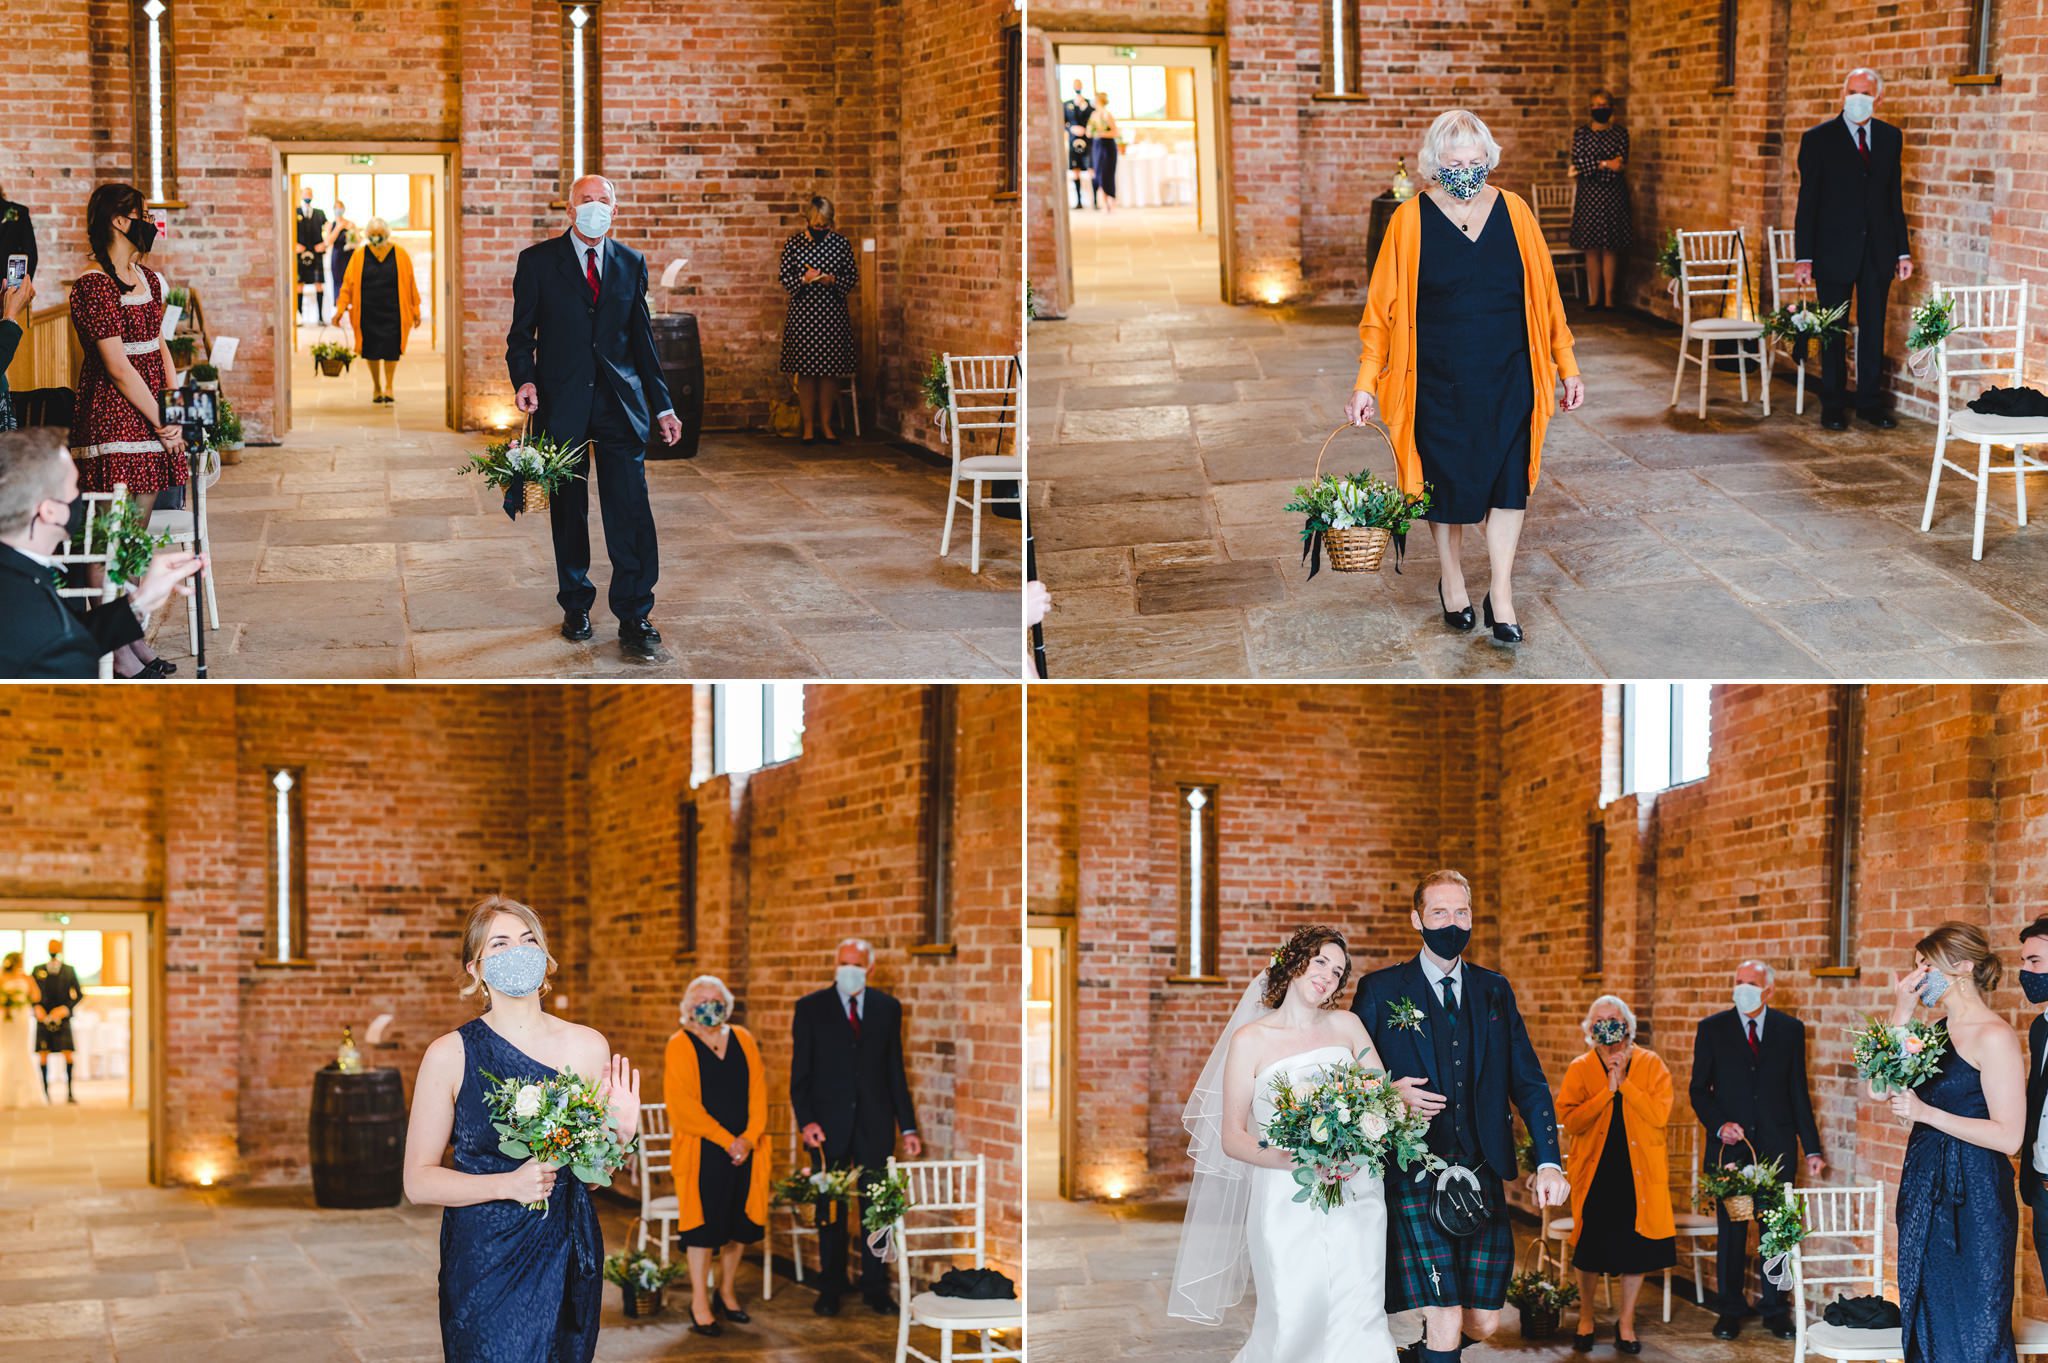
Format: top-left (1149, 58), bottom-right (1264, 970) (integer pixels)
top-left (295, 190), bottom-right (328, 322)
top-left (1063, 80), bottom-right (1096, 210)
top-left (1793, 66), bottom-right (1913, 431)
top-left (0, 428), bottom-right (203, 678)
top-left (2017, 919), bottom-right (2048, 1290)
top-left (32, 939), bottom-right (83, 1104)
top-left (1689, 959), bottom-right (1826, 1341)
top-left (790, 938), bottom-right (922, 1316)
top-left (507, 175), bottom-right (682, 662)
top-left (1352, 870), bottom-right (1569, 1363)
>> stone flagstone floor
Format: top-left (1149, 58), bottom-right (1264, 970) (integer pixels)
top-left (0, 1103), bottom-right (908, 1361)
top-left (144, 341), bottom-right (1019, 679)
top-left (1028, 1191), bottom-right (1794, 1363)
top-left (1028, 207), bottom-right (2048, 679)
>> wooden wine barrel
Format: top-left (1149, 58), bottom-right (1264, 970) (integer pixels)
top-left (309, 1066), bottom-right (406, 1209)
top-left (646, 313), bottom-right (704, 460)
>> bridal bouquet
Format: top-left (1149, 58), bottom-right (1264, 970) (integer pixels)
top-left (1261, 1059), bottom-right (1444, 1213)
top-left (0, 984), bottom-right (25, 1022)
top-left (1852, 1016), bottom-right (1948, 1094)
top-left (479, 1069), bottom-right (637, 1212)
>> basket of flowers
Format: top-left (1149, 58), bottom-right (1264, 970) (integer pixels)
top-left (1696, 1138), bottom-right (1782, 1223)
top-left (603, 1235), bottom-right (685, 1318)
top-left (771, 1163), bottom-right (863, 1224)
top-left (1762, 300), bottom-right (1849, 349)
top-left (1283, 422), bottom-right (1431, 577)
top-left (460, 419), bottom-right (589, 516)
top-left (1506, 1238), bottom-right (1578, 1341)
top-left (311, 335), bottom-right (354, 377)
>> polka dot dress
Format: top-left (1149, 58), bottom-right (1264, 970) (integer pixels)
top-left (779, 229), bottom-right (859, 376)
top-left (1569, 123), bottom-right (1632, 251)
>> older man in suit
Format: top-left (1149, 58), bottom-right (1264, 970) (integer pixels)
top-left (1793, 66), bottom-right (1913, 431)
top-left (1690, 959), bottom-right (1826, 1341)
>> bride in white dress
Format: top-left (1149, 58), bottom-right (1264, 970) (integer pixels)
top-left (0, 952), bottom-right (47, 1110)
top-left (1169, 926), bottom-right (1427, 1363)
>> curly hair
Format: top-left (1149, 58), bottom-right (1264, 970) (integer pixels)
top-left (1262, 925), bottom-right (1351, 1009)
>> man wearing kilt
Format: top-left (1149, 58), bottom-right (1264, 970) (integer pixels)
top-left (1353, 870), bottom-right (1570, 1363)
top-left (31, 939), bottom-right (82, 1105)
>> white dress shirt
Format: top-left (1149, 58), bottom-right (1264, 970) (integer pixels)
top-left (567, 230), bottom-right (675, 422)
top-left (1739, 1007), bottom-right (1766, 1045)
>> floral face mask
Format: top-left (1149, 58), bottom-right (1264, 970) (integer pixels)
top-left (1436, 163), bottom-right (1491, 201)
top-left (1591, 1017), bottom-right (1629, 1046)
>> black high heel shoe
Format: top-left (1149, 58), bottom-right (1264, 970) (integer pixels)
top-left (716, 1298), bottom-right (752, 1325)
top-left (1438, 581), bottom-right (1475, 632)
top-left (1572, 1325), bottom-right (1597, 1353)
top-left (1614, 1322), bottom-right (1642, 1355)
top-left (689, 1305), bottom-right (723, 1337)
top-left (1482, 593), bottom-right (1523, 645)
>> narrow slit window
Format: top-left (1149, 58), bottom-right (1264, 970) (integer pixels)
top-left (1322, 0), bottom-right (1359, 96)
top-left (133, 0), bottom-right (181, 205)
top-left (1966, 0), bottom-right (1997, 76)
top-left (1001, 25), bottom-right (1023, 195)
top-left (1717, 0), bottom-right (1739, 88)
top-left (560, 3), bottom-right (604, 196)
top-left (262, 767), bottom-right (307, 966)
top-left (1178, 785), bottom-right (1219, 978)
top-left (1822, 686), bottom-right (1865, 973)
top-left (921, 686), bottom-right (958, 946)
top-left (678, 801), bottom-right (699, 955)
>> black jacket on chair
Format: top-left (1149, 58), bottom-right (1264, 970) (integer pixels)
top-left (1793, 116), bottom-right (1911, 283)
top-left (505, 233), bottom-right (673, 448)
top-left (0, 542), bottom-right (144, 678)
top-left (1689, 1007), bottom-right (1824, 1170)
top-left (789, 986), bottom-right (920, 1166)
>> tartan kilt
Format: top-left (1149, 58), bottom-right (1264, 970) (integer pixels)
top-left (1385, 1165), bottom-right (1515, 1312)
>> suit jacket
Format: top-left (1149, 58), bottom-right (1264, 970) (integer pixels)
top-left (1688, 1007), bottom-right (1824, 1168)
top-left (1350, 955), bottom-right (1563, 1180)
top-left (0, 542), bottom-right (144, 678)
top-left (1793, 116), bottom-right (1910, 282)
top-left (505, 233), bottom-right (674, 447)
top-left (31, 962), bottom-right (82, 1017)
top-left (789, 986), bottom-right (919, 1164)
top-left (2025, 1014), bottom-right (2048, 1176)
top-left (295, 206), bottom-right (326, 258)
top-left (0, 198), bottom-right (37, 281)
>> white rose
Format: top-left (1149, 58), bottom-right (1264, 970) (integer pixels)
top-left (513, 1084), bottom-right (544, 1119)
top-left (1292, 1079), bottom-right (1318, 1101)
top-left (1359, 1112), bottom-right (1390, 1142)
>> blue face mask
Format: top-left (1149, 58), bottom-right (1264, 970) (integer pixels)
top-left (574, 200), bottom-right (613, 239)
top-left (1436, 163), bottom-right (1491, 201)
top-left (690, 999), bottom-right (729, 1028)
top-left (1918, 969), bottom-right (1952, 1008)
top-left (1843, 92), bottom-right (1876, 124)
top-left (2023, 969), bottom-right (2048, 1006)
top-left (480, 944), bottom-right (548, 998)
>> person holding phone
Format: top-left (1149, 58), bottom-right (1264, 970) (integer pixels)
top-left (0, 185), bottom-right (36, 286)
top-left (0, 268), bottom-right (30, 433)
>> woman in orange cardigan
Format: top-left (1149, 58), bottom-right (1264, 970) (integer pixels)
top-left (1347, 108), bottom-right (1586, 646)
top-left (332, 217), bottom-right (421, 406)
top-left (664, 976), bottom-right (770, 1337)
top-left (1555, 994), bottom-right (1674, 1355)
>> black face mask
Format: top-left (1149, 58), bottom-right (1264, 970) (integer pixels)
top-left (1591, 107), bottom-right (1613, 122)
top-left (123, 216), bottom-right (159, 254)
top-left (1420, 923), bottom-right (1471, 961)
top-left (47, 494), bottom-right (88, 545)
top-left (2023, 968), bottom-right (2048, 1005)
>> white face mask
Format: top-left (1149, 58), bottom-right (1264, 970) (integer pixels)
top-left (1732, 983), bottom-right (1764, 1014)
top-left (836, 964), bottom-right (867, 995)
top-left (1843, 92), bottom-right (1875, 123)
top-left (574, 200), bottom-right (614, 239)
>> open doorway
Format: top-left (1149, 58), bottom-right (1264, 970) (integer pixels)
top-left (1026, 922), bottom-right (1071, 1199)
top-left (274, 145), bottom-right (460, 434)
top-left (1051, 38), bottom-right (1229, 309)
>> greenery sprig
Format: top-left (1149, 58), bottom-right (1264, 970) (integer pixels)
top-left (88, 498), bottom-right (174, 587)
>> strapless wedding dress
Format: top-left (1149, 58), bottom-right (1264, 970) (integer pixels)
top-left (0, 1003), bottom-right (45, 1109)
top-left (1237, 1045), bottom-right (1398, 1363)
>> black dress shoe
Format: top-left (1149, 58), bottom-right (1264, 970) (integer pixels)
top-left (1572, 1329), bottom-right (1597, 1352)
top-left (619, 618), bottom-right (663, 661)
top-left (864, 1295), bottom-right (897, 1315)
top-left (1438, 580), bottom-right (1475, 632)
top-left (814, 1295), bottom-right (842, 1317)
top-left (1713, 1314), bottom-right (1742, 1340)
top-left (134, 657), bottom-right (177, 678)
top-left (1764, 1315), bottom-right (1796, 1340)
top-left (560, 610), bottom-right (593, 641)
top-left (1481, 593), bottom-right (1523, 645)
top-left (1861, 410), bottom-right (1899, 429)
top-left (1615, 1323), bottom-right (1642, 1355)
top-left (1820, 409), bottom-right (1848, 431)
top-left (716, 1299), bottom-right (751, 1324)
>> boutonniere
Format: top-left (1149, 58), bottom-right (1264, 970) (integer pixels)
top-left (1387, 997), bottom-right (1427, 1033)
top-left (1, 205), bottom-right (19, 226)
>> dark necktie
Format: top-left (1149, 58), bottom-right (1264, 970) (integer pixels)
top-left (1746, 1018), bottom-right (1760, 1057)
top-left (1440, 976), bottom-right (1459, 1023)
top-left (1856, 126), bottom-right (1870, 166)
top-left (847, 995), bottom-right (862, 1041)
top-left (585, 247), bottom-right (600, 305)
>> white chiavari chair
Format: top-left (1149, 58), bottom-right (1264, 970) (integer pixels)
top-left (1916, 281), bottom-right (2048, 560)
top-left (1671, 230), bottom-right (1771, 420)
top-left (1534, 182), bottom-right (1585, 300)
top-left (939, 354), bottom-right (1022, 574)
top-left (1787, 1183), bottom-right (1897, 1363)
top-left (890, 1154), bottom-right (1021, 1363)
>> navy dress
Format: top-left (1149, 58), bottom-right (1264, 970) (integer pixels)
top-left (1896, 1039), bottom-right (2017, 1363)
top-left (438, 1017), bottom-right (605, 1363)
top-left (1414, 193), bottom-right (1534, 525)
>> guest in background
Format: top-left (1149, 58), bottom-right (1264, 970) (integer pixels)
top-left (1064, 81), bottom-right (1096, 210)
top-left (1556, 995), bottom-right (1673, 1355)
top-left (295, 188), bottom-right (328, 324)
top-left (334, 218), bottom-right (421, 406)
top-left (0, 271), bottom-right (31, 432)
top-left (324, 199), bottom-right (358, 315)
top-left (0, 950), bottom-right (44, 1109)
top-left (0, 428), bottom-right (202, 679)
top-left (778, 195), bottom-right (859, 446)
top-left (1793, 66), bottom-right (1911, 431)
top-left (0, 183), bottom-right (38, 282)
top-left (1567, 91), bottom-right (1631, 310)
top-left (1882, 922), bottom-right (2021, 1363)
top-left (1086, 96), bottom-right (1121, 212)
top-left (1347, 108), bottom-right (1584, 648)
top-left (663, 975), bottom-right (768, 1337)
top-left (1688, 958), bottom-right (1824, 1341)
top-left (2020, 919), bottom-right (2048, 1294)
top-left (790, 937), bottom-right (921, 1317)
top-left (70, 182), bottom-right (187, 679)
top-left (31, 939), bottom-right (82, 1105)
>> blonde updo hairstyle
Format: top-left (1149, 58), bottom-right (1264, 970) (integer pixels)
top-left (1, 951), bottom-right (19, 974)
top-left (459, 895), bottom-right (559, 1008)
top-left (805, 195), bottom-right (836, 231)
top-left (1262, 924), bottom-right (1352, 1010)
top-left (1916, 919), bottom-right (2001, 994)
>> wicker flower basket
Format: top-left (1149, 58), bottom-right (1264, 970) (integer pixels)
top-left (1309, 422), bottom-right (1404, 573)
top-left (1716, 1136), bottom-right (1761, 1223)
top-left (620, 1282), bottom-right (666, 1318)
top-left (1512, 1238), bottom-right (1568, 1341)
top-left (520, 478), bottom-right (549, 514)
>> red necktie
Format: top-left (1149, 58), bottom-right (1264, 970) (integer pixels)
top-left (1856, 126), bottom-right (1870, 165)
top-left (847, 995), bottom-right (862, 1040)
top-left (1746, 1018), bottom-right (1760, 1057)
top-left (585, 247), bottom-right (600, 305)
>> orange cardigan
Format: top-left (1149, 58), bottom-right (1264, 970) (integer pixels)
top-left (1355, 190), bottom-right (1579, 497)
top-left (334, 243), bottom-right (422, 357)
top-left (1555, 1045), bottom-right (1676, 1245)
top-left (663, 1025), bottom-right (771, 1234)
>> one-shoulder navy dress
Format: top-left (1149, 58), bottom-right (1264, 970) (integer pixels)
top-left (438, 1017), bottom-right (605, 1363)
top-left (1896, 1037), bottom-right (2017, 1363)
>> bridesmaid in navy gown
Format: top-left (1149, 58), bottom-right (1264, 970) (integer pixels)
top-left (1884, 923), bottom-right (2026, 1363)
top-left (403, 898), bottom-right (642, 1363)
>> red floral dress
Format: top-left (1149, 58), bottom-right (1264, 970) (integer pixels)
top-left (69, 266), bottom-right (184, 498)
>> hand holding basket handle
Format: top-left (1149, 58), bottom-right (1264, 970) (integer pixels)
top-left (1345, 389), bottom-right (1379, 426)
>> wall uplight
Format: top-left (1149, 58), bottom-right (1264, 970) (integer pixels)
top-left (1104, 1176), bottom-right (1128, 1200)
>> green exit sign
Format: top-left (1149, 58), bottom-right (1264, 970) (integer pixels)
top-left (1114, 45), bottom-right (1137, 58)
top-left (349, 154), bottom-right (376, 166)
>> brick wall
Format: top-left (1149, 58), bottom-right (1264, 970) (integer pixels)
top-left (0, 682), bottom-right (1020, 1272)
top-left (15, 0), bottom-right (1016, 446)
top-left (1033, 682), bottom-right (2048, 1307)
